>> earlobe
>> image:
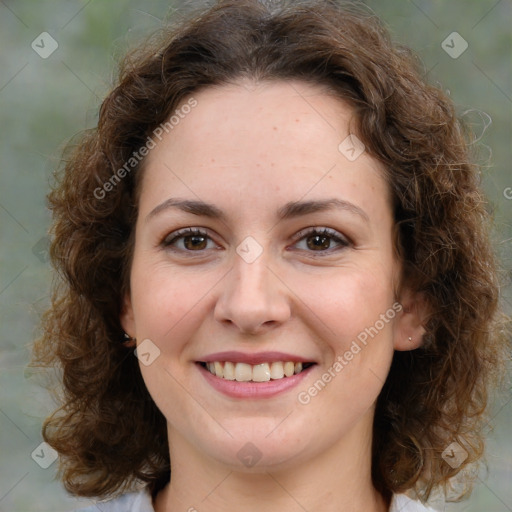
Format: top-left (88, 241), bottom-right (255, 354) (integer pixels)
top-left (120, 293), bottom-right (136, 341)
top-left (394, 289), bottom-right (429, 351)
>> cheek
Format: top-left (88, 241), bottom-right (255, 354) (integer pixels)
top-left (291, 267), bottom-right (396, 448)
top-left (129, 261), bottom-right (213, 416)
top-left (305, 262), bottom-right (396, 339)
top-left (307, 263), bottom-right (397, 388)
top-left (129, 260), bottom-right (211, 347)
top-left (299, 275), bottom-right (395, 422)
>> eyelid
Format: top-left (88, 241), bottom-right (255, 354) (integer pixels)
top-left (161, 227), bottom-right (220, 251)
top-left (288, 226), bottom-right (351, 255)
top-left (292, 226), bottom-right (349, 243)
top-left (161, 226), bottom-right (351, 254)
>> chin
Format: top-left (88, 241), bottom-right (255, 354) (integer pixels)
top-left (184, 415), bottom-right (317, 472)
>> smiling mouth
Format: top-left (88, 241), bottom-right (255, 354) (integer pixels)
top-left (198, 361), bottom-right (315, 382)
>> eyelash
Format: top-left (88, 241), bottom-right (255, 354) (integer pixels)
top-left (161, 227), bottom-right (351, 256)
top-left (292, 227), bottom-right (351, 254)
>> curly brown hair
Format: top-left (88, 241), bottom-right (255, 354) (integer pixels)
top-left (32, 0), bottom-right (509, 503)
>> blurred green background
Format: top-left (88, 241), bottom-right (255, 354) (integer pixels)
top-left (0, 1), bottom-right (510, 510)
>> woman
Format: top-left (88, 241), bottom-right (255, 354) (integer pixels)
top-left (33, 1), bottom-right (508, 511)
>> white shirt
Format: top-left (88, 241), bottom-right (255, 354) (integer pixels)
top-left (76, 488), bottom-right (439, 511)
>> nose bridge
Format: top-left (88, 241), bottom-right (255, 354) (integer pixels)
top-left (214, 245), bottom-right (290, 333)
top-left (236, 252), bottom-right (273, 301)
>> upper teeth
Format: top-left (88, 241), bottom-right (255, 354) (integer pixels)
top-left (205, 361), bottom-right (304, 382)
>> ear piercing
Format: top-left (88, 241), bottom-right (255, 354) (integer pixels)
top-left (123, 333), bottom-right (136, 344)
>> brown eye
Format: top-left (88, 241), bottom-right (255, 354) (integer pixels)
top-left (183, 234), bottom-right (208, 250)
top-left (162, 228), bottom-right (217, 252)
top-left (306, 233), bottom-right (332, 251)
top-left (293, 227), bottom-right (350, 254)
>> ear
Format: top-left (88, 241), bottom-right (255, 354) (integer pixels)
top-left (393, 287), bottom-right (429, 351)
top-left (120, 292), bottom-right (136, 341)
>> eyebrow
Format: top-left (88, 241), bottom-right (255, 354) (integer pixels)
top-left (147, 198), bottom-right (226, 222)
top-left (277, 198), bottom-right (369, 223)
top-left (146, 197), bottom-right (369, 223)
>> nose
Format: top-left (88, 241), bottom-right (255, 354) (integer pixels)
top-left (214, 250), bottom-right (291, 335)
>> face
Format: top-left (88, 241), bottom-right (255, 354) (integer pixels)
top-left (121, 80), bottom-right (423, 473)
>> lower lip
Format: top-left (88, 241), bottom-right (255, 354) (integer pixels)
top-left (197, 363), bottom-right (314, 399)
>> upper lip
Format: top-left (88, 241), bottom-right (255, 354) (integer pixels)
top-left (198, 351), bottom-right (315, 365)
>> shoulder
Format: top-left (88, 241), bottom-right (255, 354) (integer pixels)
top-left (75, 488), bottom-right (154, 512)
top-left (75, 489), bottom-right (435, 512)
top-left (390, 493), bottom-right (439, 512)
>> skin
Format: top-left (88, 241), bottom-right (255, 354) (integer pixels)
top-left (121, 79), bottom-right (427, 512)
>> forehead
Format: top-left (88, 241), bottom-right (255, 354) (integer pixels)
top-left (138, 79), bottom-right (390, 219)
top-left (163, 79), bottom-right (357, 159)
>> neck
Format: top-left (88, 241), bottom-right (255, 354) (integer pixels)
top-left (154, 408), bottom-right (388, 512)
